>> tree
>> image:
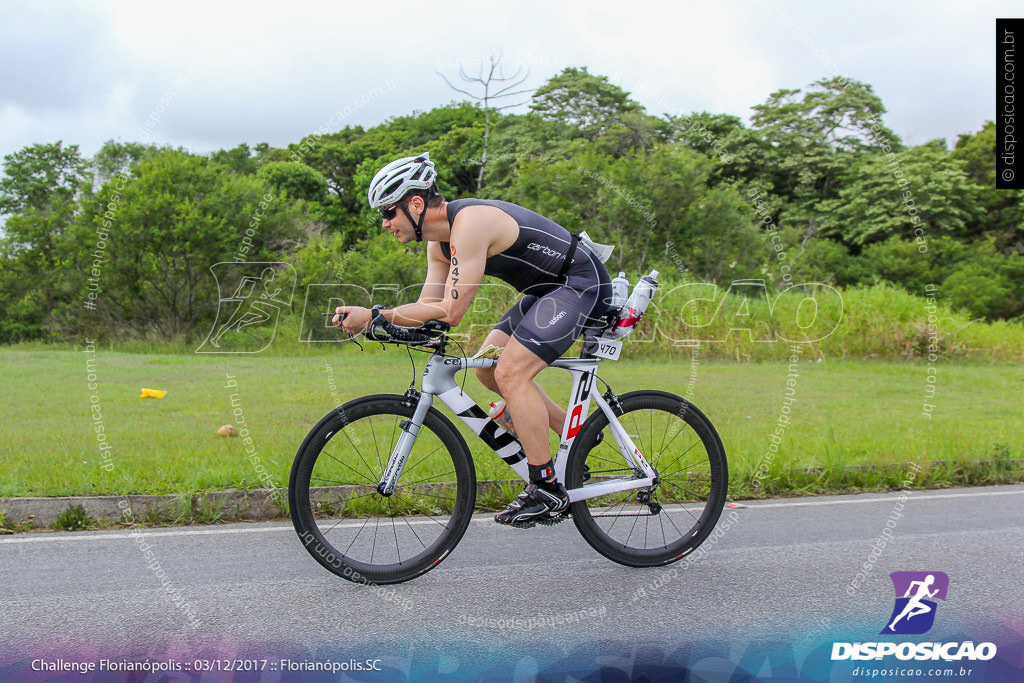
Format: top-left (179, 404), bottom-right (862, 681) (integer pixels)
top-left (510, 140), bottom-right (758, 277)
top-left (951, 121), bottom-right (1023, 252)
top-left (475, 112), bottom-right (568, 197)
top-left (668, 112), bottom-right (745, 161)
top-left (0, 142), bottom-right (87, 341)
top-left (817, 141), bottom-right (980, 247)
top-left (746, 78), bottom-right (903, 236)
top-left (210, 143), bottom-right (263, 175)
top-left (257, 161), bottom-right (329, 204)
top-left (437, 54), bottom-right (532, 191)
top-left (91, 139), bottom-right (148, 185)
top-left (0, 141), bottom-right (86, 216)
top-left (64, 148), bottom-right (310, 338)
top-left (530, 67), bottom-right (643, 140)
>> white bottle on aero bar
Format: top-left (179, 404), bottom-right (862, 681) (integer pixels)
top-left (610, 272), bottom-right (629, 310)
top-left (608, 270), bottom-right (659, 339)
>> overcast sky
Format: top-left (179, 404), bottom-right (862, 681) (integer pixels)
top-left (0, 0), bottom-right (1010, 163)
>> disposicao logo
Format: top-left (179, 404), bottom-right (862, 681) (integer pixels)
top-left (882, 571), bottom-right (948, 635)
top-left (831, 571), bottom-right (997, 662)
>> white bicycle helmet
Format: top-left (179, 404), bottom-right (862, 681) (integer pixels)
top-left (367, 152), bottom-right (437, 209)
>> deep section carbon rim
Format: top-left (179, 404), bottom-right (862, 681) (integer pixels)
top-left (289, 396), bottom-right (475, 584)
top-left (566, 391), bottom-right (728, 567)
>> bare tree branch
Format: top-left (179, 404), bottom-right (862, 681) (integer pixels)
top-left (436, 54), bottom-right (535, 191)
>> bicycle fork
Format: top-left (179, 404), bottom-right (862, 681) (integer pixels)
top-left (377, 355), bottom-right (532, 496)
top-left (376, 389), bottom-right (433, 496)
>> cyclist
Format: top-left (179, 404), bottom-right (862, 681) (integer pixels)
top-left (333, 152), bottom-right (612, 527)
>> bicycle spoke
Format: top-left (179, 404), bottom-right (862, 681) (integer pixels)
top-left (369, 511), bottom-right (380, 564)
top-left (368, 417), bottom-right (385, 475)
top-left (399, 508), bottom-right (430, 552)
top-left (601, 494), bottom-right (635, 535)
top-left (390, 492), bottom-right (455, 528)
top-left (660, 504), bottom-right (689, 540)
top-left (339, 427), bottom-right (382, 483)
top-left (399, 472), bottom-right (457, 487)
top-left (649, 409), bottom-right (654, 464)
top-left (393, 489), bottom-right (458, 502)
top-left (573, 398), bottom-right (726, 562)
top-left (310, 488), bottom-right (379, 504)
top-left (402, 442), bottom-right (446, 475)
top-left (341, 513), bottom-right (376, 555)
top-left (623, 505), bottom-right (642, 548)
top-left (655, 443), bottom-right (705, 478)
top-left (653, 425), bottom-right (699, 465)
top-left (387, 498), bottom-right (401, 565)
top-left (309, 475), bottom-right (372, 487)
top-left (318, 445), bottom-right (378, 485)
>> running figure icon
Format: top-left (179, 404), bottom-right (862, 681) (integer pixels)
top-left (210, 268), bottom-right (285, 347)
top-left (881, 571), bottom-right (949, 635)
top-left (888, 574), bottom-right (938, 631)
top-left (195, 262), bottom-right (296, 354)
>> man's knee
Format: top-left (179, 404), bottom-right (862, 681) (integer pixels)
top-left (493, 347), bottom-right (545, 392)
top-left (493, 357), bottom-right (535, 393)
top-left (492, 362), bottom-right (516, 393)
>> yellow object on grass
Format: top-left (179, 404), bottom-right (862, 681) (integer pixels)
top-left (140, 388), bottom-right (166, 398)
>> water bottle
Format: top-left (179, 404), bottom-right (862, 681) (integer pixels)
top-left (610, 272), bottom-right (629, 310)
top-left (488, 401), bottom-right (516, 436)
top-left (609, 270), bottom-right (659, 339)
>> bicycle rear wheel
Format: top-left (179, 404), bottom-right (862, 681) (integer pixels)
top-left (565, 390), bottom-right (728, 567)
top-left (289, 394), bottom-right (475, 584)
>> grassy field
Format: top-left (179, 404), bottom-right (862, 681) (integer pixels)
top-left (1, 346), bottom-right (1021, 501)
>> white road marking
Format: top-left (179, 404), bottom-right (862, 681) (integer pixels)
top-left (740, 488), bottom-right (1024, 509)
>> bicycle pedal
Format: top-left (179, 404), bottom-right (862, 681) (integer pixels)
top-left (537, 512), bottom-right (569, 526)
top-left (506, 512), bottom-right (569, 529)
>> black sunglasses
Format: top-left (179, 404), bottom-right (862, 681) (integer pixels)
top-left (378, 197), bottom-right (411, 221)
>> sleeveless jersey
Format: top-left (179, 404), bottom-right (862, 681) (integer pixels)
top-left (441, 198), bottom-right (599, 293)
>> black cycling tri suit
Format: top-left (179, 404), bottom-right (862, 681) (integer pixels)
top-left (442, 198), bottom-right (612, 364)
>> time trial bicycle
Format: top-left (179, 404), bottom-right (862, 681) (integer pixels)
top-left (288, 307), bottom-right (728, 584)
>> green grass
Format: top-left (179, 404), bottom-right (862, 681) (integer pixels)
top-left (1, 347), bottom-right (1021, 499)
top-left (15, 281), bottom-right (1024, 362)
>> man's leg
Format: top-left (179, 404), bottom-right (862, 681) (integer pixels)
top-left (475, 329), bottom-right (566, 434)
top-left (492, 337), bottom-right (554, 467)
top-left (492, 337), bottom-right (571, 526)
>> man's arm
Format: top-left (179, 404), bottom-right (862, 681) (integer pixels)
top-left (417, 241), bottom-right (450, 304)
top-left (384, 222), bottom-right (488, 326)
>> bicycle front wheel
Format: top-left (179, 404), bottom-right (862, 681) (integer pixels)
top-left (565, 390), bottom-right (728, 567)
top-left (289, 394), bottom-right (476, 584)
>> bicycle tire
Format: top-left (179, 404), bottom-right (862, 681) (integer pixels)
top-left (565, 390), bottom-right (728, 567)
top-left (289, 394), bottom-right (476, 584)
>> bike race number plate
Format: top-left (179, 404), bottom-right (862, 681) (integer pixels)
top-left (592, 338), bottom-right (623, 361)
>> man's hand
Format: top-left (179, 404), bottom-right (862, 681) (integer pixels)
top-left (334, 306), bottom-right (372, 334)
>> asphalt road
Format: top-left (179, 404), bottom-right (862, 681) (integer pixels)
top-left (2, 484), bottom-right (1022, 678)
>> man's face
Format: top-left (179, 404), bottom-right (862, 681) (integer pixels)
top-left (381, 196), bottom-right (419, 243)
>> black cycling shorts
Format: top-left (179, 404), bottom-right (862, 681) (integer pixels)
top-left (495, 281), bottom-right (612, 364)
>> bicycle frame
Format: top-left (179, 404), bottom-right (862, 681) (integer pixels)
top-left (377, 351), bottom-right (658, 503)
